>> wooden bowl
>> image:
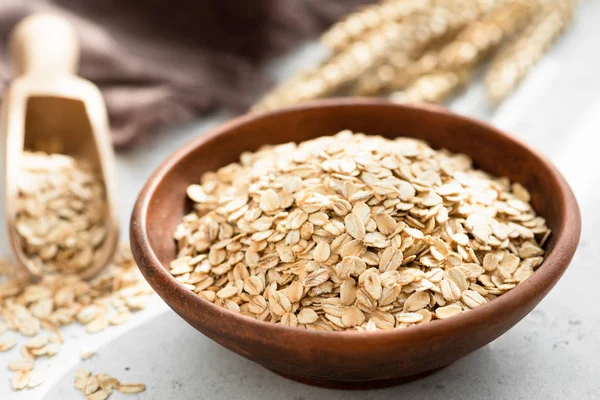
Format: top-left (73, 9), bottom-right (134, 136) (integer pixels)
top-left (130, 99), bottom-right (580, 387)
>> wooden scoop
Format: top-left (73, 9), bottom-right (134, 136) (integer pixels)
top-left (1, 14), bottom-right (119, 280)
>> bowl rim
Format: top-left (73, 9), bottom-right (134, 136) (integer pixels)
top-left (130, 98), bottom-right (581, 342)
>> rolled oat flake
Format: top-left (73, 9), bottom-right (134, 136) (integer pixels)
top-left (172, 130), bottom-right (549, 331)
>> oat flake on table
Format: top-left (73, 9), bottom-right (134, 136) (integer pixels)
top-left (0, 244), bottom-right (153, 391)
top-left (172, 130), bottom-right (550, 331)
top-left (74, 369), bottom-right (146, 399)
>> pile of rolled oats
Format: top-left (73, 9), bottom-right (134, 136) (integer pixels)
top-left (16, 151), bottom-right (107, 274)
top-left (172, 130), bottom-right (550, 331)
top-left (0, 245), bottom-right (153, 391)
top-left (74, 369), bottom-right (145, 399)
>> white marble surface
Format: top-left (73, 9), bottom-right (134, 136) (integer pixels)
top-left (2, 0), bottom-right (600, 398)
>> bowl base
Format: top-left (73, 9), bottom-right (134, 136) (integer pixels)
top-left (270, 365), bottom-right (447, 390)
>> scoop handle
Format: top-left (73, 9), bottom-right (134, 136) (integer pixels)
top-left (8, 13), bottom-right (80, 77)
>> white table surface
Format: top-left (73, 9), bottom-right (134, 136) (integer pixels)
top-left (2, 0), bottom-right (600, 398)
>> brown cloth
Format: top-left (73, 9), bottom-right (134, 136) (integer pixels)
top-left (0, 0), bottom-right (374, 148)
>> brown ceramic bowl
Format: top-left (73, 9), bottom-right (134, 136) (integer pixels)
top-left (130, 99), bottom-right (580, 387)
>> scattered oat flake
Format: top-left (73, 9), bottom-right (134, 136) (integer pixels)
top-left (0, 245), bottom-right (153, 391)
top-left (0, 338), bottom-right (17, 352)
top-left (81, 350), bottom-right (95, 360)
top-left (25, 335), bottom-right (48, 349)
top-left (8, 358), bottom-right (35, 371)
top-left (117, 383), bottom-right (147, 394)
top-left (84, 375), bottom-right (100, 395)
top-left (74, 370), bottom-right (146, 399)
top-left (12, 370), bottom-right (30, 390)
top-left (86, 316), bottom-right (108, 334)
top-left (108, 312), bottom-right (132, 326)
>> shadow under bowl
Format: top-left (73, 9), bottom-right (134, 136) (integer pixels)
top-left (130, 99), bottom-right (581, 387)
